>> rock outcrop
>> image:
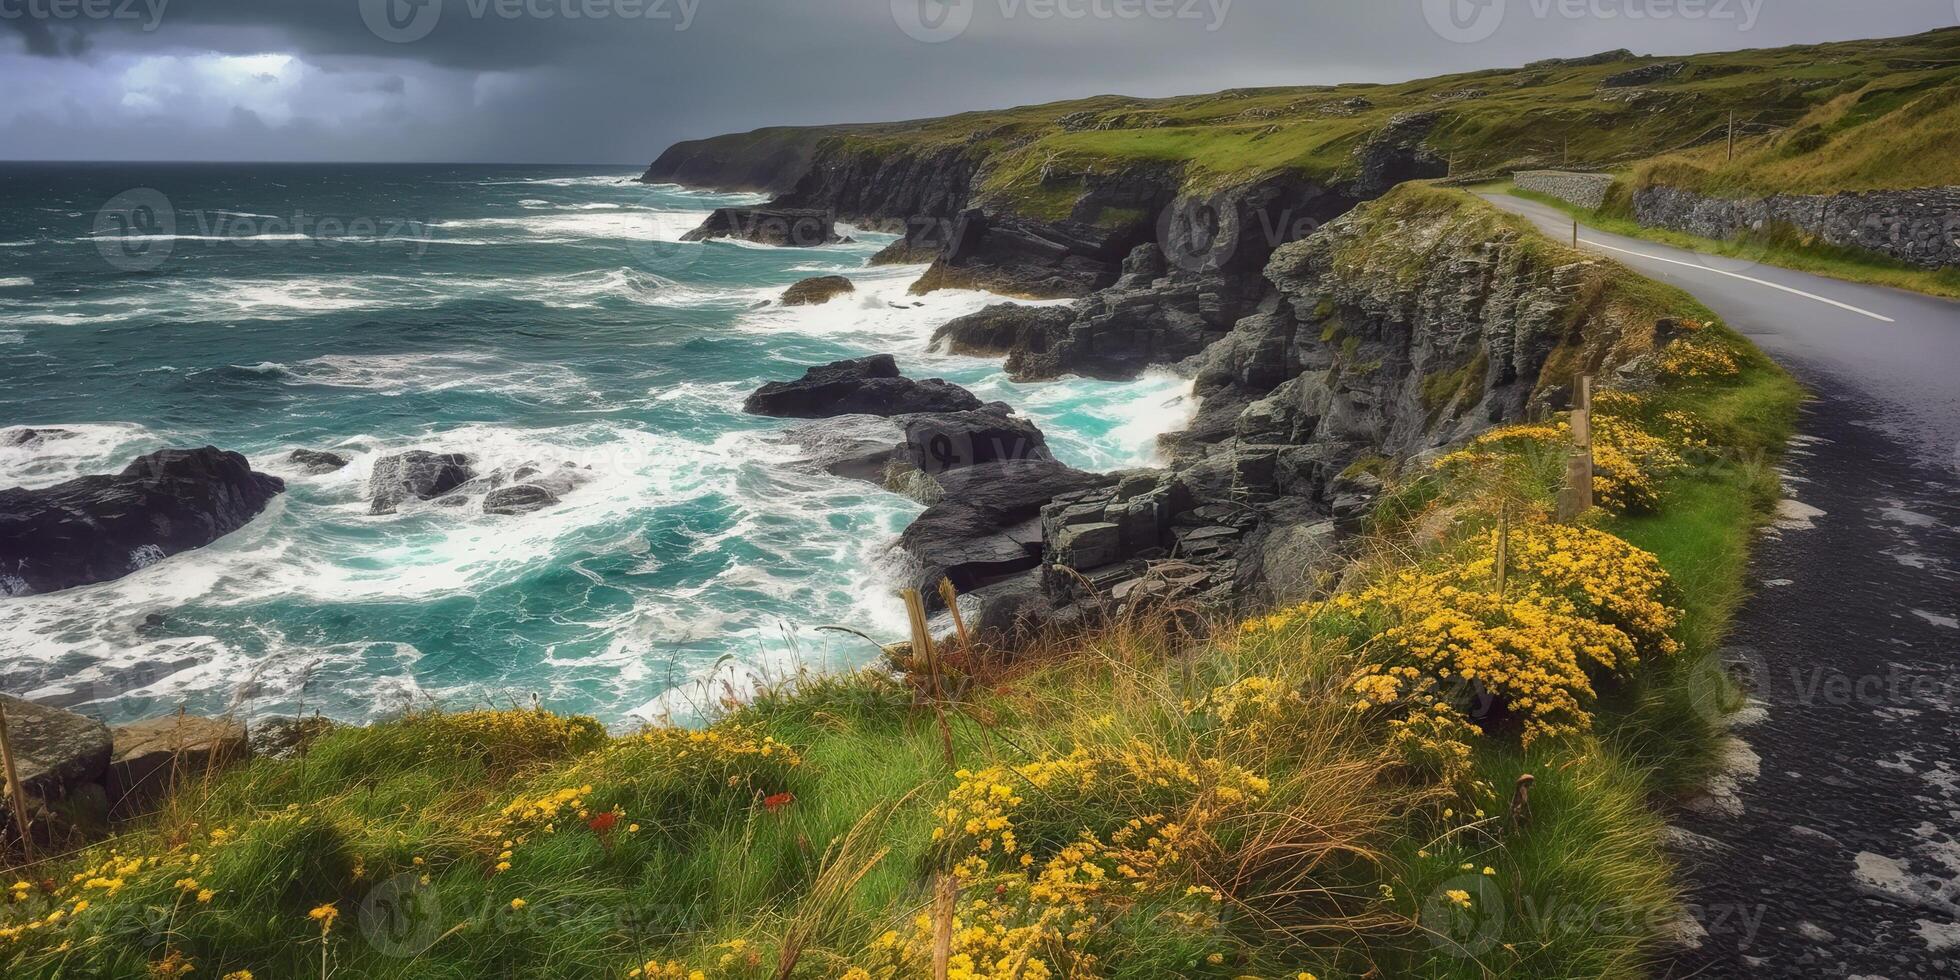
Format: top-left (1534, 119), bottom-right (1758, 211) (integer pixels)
top-left (0, 694), bottom-right (112, 842)
top-left (108, 714), bottom-right (250, 815)
top-left (781, 275), bottom-right (856, 306)
top-left (368, 451), bottom-right (476, 515)
top-left (681, 207), bottom-right (842, 247)
top-left (898, 460), bottom-right (1115, 600)
top-left (1600, 61), bottom-right (1688, 88)
top-left (0, 447), bottom-right (285, 595)
top-left (783, 407), bottom-right (1051, 486)
top-left (744, 355), bottom-right (985, 418)
top-left (2, 427), bottom-right (76, 449)
top-left (939, 187), bottom-right (1649, 641)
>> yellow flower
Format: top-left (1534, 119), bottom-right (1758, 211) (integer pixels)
top-left (308, 902), bottom-right (339, 933)
top-left (197, 889), bottom-right (215, 903)
top-left (1445, 889), bottom-right (1473, 909)
top-left (222, 972), bottom-right (255, 980)
top-left (509, 898), bottom-right (527, 910)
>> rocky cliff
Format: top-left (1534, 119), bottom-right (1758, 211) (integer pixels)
top-left (943, 186), bottom-right (1661, 645)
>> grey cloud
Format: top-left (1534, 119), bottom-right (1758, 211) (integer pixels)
top-left (1, 0), bottom-right (1956, 163)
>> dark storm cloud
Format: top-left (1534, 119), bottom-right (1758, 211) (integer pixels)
top-left (2, 0), bottom-right (1957, 163)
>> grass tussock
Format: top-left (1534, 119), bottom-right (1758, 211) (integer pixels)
top-left (0, 197), bottom-right (1801, 978)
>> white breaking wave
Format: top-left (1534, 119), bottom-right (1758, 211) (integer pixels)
top-left (0, 277), bottom-right (31, 287)
top-left (432, 208), bottom-right (708, 242)
top-left (0, 421), bottom-right (163, 489)
top-left (272, 352), bottom-right (601, 406)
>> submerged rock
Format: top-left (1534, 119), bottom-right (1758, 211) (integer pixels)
top-left (780, 275), bottom-right (855, 306)
top-left (368, 451), bottom-right (476, 515)
top-left (0, 447), bottom-right (285, 595)
top-left (744, 354), bottom-right (984, 418)
top-left (2, 427), bottom-right (76, 449)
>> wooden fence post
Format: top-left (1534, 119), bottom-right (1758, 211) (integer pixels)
top-left (901, 589), bottom-right (958, 771)
top-left (1494, 500), bottom-right (1511, 598)
top-left (0, 699), bottom-right (36, 864)
top-left (1556, 376), bottom-right (1595, 522)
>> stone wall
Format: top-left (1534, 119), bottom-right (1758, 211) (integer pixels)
top-left (1514, 170), bottom-right (1617, 211)
top-left (1633, 184), bottom-right (1960, 269)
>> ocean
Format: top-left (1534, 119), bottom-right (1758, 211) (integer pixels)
top-left (0, 162), bottom-right (1193, 728)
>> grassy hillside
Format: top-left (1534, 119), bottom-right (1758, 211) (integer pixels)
top-left (0, 188), bottom-right (1803, 979)
top-left (660, 29), bottom-right (1960, 215)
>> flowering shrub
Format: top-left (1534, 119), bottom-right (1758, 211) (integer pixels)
top-left (1245, 520), bottom-right (1680, 749)
top-left (1432, 411), bottom-right (1686, 514)
top-left (1658, 339), bottom-right (1740, 379)
top-left (849, 740), bottom-right (1270, 978)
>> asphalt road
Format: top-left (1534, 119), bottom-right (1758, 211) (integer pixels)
top-left (1484, 193), bottom-right (1960, 977)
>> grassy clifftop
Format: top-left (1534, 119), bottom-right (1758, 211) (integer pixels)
top-left (651, 29), bottom-right (1960, 212)
top-left (0, 188), bottom-right (1802, 978)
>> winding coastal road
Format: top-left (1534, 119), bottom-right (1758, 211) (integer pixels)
top-left (1485, 194), bottom-right (1960, 977)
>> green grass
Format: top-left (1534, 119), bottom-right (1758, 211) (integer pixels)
top-left (678, 29), bottom-right (1960, 219)
top-left (0, 192), bottom-right (1804, 979)
top-left (1498, 182), bottom-right (1960, 299)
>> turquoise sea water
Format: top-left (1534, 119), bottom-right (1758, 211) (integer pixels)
top-left (0, 163), bottom-right (1191, 727)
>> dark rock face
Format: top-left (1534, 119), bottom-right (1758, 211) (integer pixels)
top-left (744, 355), bottom-right (985, 418)
top-left (780, 406), bottom-right (1050, 485)
top-left (681, 207), bottom-right (842, 247)
top-left (909, 209), bottom-right (1142, 299)
top-left (781, 275), bottom-right (856, 306)
top-left (1352, 111), bottom-right (1450, 198)
top-left (0, 447), bottom-right (285, 595)
top-left (368, 451), bottom-right (475, 515)
top-left (1599, 61), bottom-right (1688, 88)
top-left (1633, 184), bottom-right (1960, 269)
top-left (288, 449), bottom-right (349, 474)
top-left (898, 459), bottom-right (1116, 598)
top-left (641, 128), bottom-right (835, 194)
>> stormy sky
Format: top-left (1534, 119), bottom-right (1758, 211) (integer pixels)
top-left (3, 0), bottom-right (1955, 164)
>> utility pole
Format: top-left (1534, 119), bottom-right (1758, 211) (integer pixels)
top-left (1727, 110), bottom-right (1736, 162)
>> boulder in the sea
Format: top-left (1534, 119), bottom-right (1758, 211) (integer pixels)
top-left (483, 484), bottom-right (561, 516)
top-left (780, 275), bottom-right (856, 307)
top-left (108, 714), bottom-right (250, 816)
top-left (368, 451), bottom-right (476, 515)
top-left (0, 447), bottom-right (285, 595)
top-left (744, 354), bottom-right (984, 419)
top-left (681, 207), bottom-right (842, 247)
top-left (782, 406), bottom-right (1052, 483)
top-left (288, 449), bottom-right (349, 474)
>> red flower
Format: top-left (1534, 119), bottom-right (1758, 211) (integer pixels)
top-left (763, 792), bottom-right (795, 814)
top-left (587, 812), bottom-right (618, 834)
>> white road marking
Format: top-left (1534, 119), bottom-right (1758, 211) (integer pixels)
top-left (1576, 238), bottom-right (1897, 324)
